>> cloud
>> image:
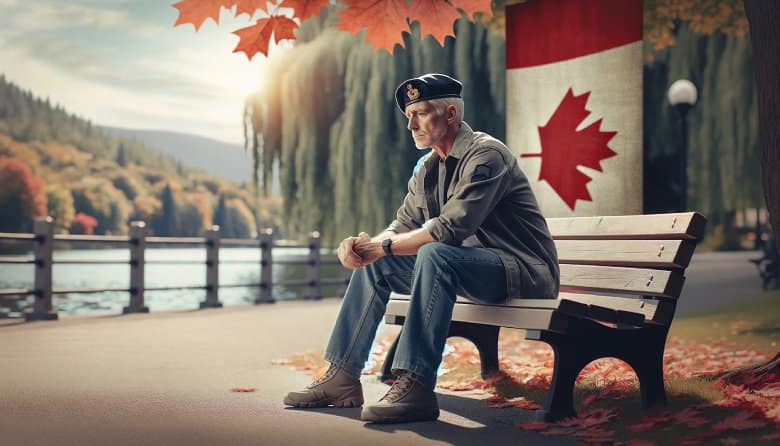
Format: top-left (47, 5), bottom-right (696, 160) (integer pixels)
top-left (4, 1), bottom-right (162, 35)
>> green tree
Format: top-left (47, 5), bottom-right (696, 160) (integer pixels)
top-left (71, 177), bottom-right (129, 235)
top-left (46, 184), bottom-right (75, 234)
top-left (153, 183), bottom-right (181, 236)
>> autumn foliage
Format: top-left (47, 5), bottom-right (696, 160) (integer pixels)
top-left (173, 0), bottom-right (493, 58)
top-left (0, 158), bottom-right (47, 232)
top-left (69, 212), bottom-right (98, 235)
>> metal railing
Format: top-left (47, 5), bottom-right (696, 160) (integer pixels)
top-left (0, 217), bottom-right (351, 322)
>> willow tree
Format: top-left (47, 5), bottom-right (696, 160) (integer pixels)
top-left (244, 10), bottom-right (505, 244)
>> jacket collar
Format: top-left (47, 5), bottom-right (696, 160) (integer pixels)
top-left (423, 121), bottom-right (474, 169)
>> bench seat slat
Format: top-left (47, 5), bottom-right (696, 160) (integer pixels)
top-left (555, 239), bottom-right (696, 268)
top-left (389, 291), bottom-right (674, 325)
top-left (385, 301), bottom-right (567, 332)
top-left (557, 299), bottom-right (645, 326)
top-left (560, 264), bottom-right (684, 298)
top-left (547, 212), bottom-right (706, 240)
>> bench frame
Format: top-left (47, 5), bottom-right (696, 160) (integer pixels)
top-left (380, 212), bottom-right (707, 422)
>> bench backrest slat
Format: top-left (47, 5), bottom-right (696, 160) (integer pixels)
top-left (547, 212), bottom-right (706, 240)
top-left (560, 264), bottom-right (685, 299)
top-left (555, 239), bottom-right (696, 268)
top-left (387, 212), bottom-right (705, 330)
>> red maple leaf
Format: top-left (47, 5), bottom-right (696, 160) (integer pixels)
top-left (712, 410), bottom-right (768, 431)
top-left (233, 0), bottom-right (268, 18)
top-left (337, 0), bottom-right (412, 52)
top-left (407, 0), bottom-right (461, 45)
top-left (281, 0), bottom-right (330, 22)
top-left (173, 0), bottom-right (233, 31)
top-left (233, 15), bottom-right (299, 60)
top-left (521, 88), bottom-right (617, 210)
top-left (449, 0), bottom-right (493, 21)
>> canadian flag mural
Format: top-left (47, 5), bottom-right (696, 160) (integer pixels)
top-left (506, 0), bottom-right (644, 217)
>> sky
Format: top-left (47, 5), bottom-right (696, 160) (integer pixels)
top-left (0, 0), bottom-right (288, 144)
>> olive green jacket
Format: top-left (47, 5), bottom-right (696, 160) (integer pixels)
top-left (387, 122), bottom-right (559, 299)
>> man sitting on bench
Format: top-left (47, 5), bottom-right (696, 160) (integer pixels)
top-left (283, 73), bottom-right (560, 424)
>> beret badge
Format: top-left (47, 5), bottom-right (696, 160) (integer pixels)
top-left (406, 83), bottom-right (420, 101)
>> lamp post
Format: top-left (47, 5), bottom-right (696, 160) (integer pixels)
top-left (667, 79), bottom-right (698, 212)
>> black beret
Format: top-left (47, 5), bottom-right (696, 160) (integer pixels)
top-left (394, 73), bottom-right (462, 113)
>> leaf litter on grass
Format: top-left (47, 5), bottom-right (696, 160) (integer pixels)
top-left (274, 328), bottom-right (780, 444)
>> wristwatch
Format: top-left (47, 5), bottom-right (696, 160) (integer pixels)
top-left (381, 238), bottom-right (394, 256)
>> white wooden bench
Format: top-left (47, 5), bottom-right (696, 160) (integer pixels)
top-left (382, 212), bottom-right (707, 422)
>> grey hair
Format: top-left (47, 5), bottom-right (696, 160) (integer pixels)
top-left (429, 97), bottom-right (464, 124)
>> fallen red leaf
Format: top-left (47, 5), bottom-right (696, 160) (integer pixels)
top-left (712, 410), bottom-right (768, 431)
top-left (517, 422), bottom-right (548, 431)
top-left (625, 440), bottom-right (658, 446)
top-left (761, 431), bottom-right (780, 440)
top-left (230, 387), bottom-right (257, 392)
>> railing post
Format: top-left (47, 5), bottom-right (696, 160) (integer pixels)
top-left (200, 225), bottom-right (223, 309)
top-left (256, 228), bottom-right (275, 304)
top-left (124, 221), bottom-right (149, 314)
top-left (25, 216), bottom-right (58, 321)
top-left (307, 231), bottom-right (322, 300)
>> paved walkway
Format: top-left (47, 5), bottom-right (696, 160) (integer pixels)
top-left (0, 300), bottom-right (579, 446)
top-left (0, 250), bottom-right (763, 445)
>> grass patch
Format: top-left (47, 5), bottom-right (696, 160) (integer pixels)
top-left (670, 288), bottom-right (780, 353)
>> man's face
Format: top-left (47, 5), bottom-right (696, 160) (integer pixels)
top-left (405, 101), bottom-right (447, 149)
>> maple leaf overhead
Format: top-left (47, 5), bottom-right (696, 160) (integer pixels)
top-left (281, 0), bottom-right (330, 22)
top-left (173, 0), bottom-right (497, 57)
top-left (233, 15), bottom-right (299, 59)
top-left (234, 0), bottom-right (269, 18)
top-left (408, 0), bottom-right (461, 45)
top-left (521, 88), bottom-right (617, 210)
top-left (173, 0), bottom-right (233, 31)
top-left (337, 0), bottom-right (412, 52)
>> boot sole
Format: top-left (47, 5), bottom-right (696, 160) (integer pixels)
top-left (360, 406), bottom-right (439, 424)
top-left (283, 396), bottom-right (363, 408)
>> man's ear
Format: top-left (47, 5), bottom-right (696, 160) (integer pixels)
top-left (447, 105), bottom-right (457, 124)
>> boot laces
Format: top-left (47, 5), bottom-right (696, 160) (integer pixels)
top-left (307, 364), bottom-right (339, 388)
top-left (380, 371), bottom-right (418, 402)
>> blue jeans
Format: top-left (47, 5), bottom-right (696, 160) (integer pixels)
top-left (324, 243), bottom-right (508, 390)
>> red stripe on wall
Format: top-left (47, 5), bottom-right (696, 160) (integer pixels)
top-left (506, 0), bottom-right (643, 69)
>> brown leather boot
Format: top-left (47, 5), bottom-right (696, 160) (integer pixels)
top-left (360, 371), bottom-right (439, 423)
top-left (283, 365), bottom-right (364, 408)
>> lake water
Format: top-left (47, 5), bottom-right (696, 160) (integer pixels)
top-left (0, 247), bottom-right (349, 318)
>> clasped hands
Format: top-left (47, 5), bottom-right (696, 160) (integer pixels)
top-left (337, 232), bottom-right (385, 269)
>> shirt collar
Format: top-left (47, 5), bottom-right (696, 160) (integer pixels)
top-left (449, 121), bottom-right (473, 160)
top-left (424, 121), bottom-right (474, 169)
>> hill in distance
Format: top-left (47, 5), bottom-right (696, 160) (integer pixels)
top-left (100, 126), bottom-right (255, 185)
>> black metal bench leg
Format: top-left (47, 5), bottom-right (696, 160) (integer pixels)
top-left (623, 328), bottom-right (668, 409)
top-left (448, 321), bottom-right (501, 378)
top-left (537, 340), bottom-right (586, 422)
top-left (634, 352), bottom-right (667, 408)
